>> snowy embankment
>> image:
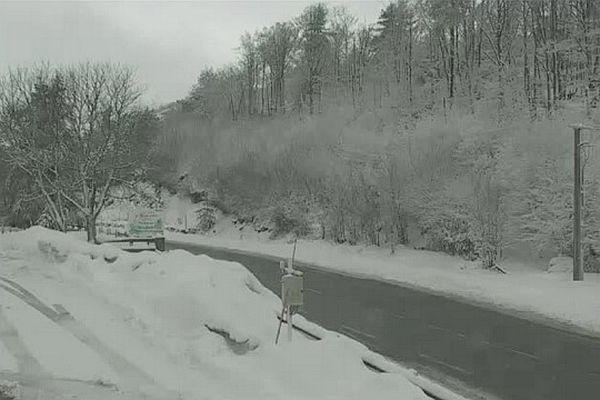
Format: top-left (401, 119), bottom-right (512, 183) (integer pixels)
top-left (166, 208), bottom-right (600, 338)
top-left (0, 227), bottom-right (428, 400)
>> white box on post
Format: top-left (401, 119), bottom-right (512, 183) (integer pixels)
top-left (282, 274), bottom-right (303, 307)
top-left (281, 271), bottom-right (303, 342)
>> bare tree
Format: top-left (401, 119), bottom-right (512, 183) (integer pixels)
top-left (0, 66), bottom-right (71, 231)
top-left (479, 0), bottom-right (520, 114)
top-left (298, 3), bottom-right (330, 114)
top-left (0, 63), bottom-right (146, 242)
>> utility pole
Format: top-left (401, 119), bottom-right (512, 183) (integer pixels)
top-left (570, 123), bottom-right (600, 280)
top-left (573, 125), bottom-right (583, 281)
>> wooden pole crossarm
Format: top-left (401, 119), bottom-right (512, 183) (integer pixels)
top-left (569, 123), bottom-right (600, 132)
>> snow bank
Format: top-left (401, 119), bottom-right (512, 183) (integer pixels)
top-left (0, 341), bottom-right (17, 373)
top-left (0, 227), bottom-right (428, 400)
top-left (0, 289), bottom-right (117, 383)
top-left (1, 226), bottom-right (120, 263)
top-left (547, 256), bottom-right (572, 273)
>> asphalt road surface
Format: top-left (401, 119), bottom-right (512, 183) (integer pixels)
top-left (168, 241), bottom-right (600, 400)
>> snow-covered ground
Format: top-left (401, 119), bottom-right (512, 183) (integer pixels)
top-left (0, 288), bottom-right (117, 383)
top-left (164, 196), bottom-right (600, 337)
top-left (0, 227), bottom-right (432, 400)
top-left (0, 341), bottom-right (17, 373)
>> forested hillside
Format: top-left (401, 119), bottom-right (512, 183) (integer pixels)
top-left (2, 1), bottom-right (600, 271)
top-left (153, 0), bottom-right (600, 270)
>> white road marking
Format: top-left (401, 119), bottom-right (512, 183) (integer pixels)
top-left (304, 288), bottom-right (322, 295)
top-left (340, 324), bottom-right (376, 340)
top-left (419, 352), bottom-right (474, 376)
top-left (503, 346), bottom-right (539, 361)
top-left (427, 323), bottom-right (450, 332)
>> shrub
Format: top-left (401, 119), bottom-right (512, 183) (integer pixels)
top-left (270, 207), bottom-right (309, 239)
top-left (419, 205), bottom-right (478, 259)
top-left (195, 206), bottom-right (216, 232)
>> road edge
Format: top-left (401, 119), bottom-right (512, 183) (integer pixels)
top-left (167, 239), bottom-right (600, 343)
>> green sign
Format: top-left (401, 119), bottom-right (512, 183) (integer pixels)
top-left (128, 209), bottom-right (164, 238)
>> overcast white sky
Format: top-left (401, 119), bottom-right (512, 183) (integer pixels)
top-left (0, 1), bottom-right (384, 106)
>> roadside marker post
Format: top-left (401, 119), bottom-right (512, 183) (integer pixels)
top-left (275, 258), bottom-right (304, 344)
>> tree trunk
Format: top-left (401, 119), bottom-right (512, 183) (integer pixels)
top-left (86, 214), bottom-right (97, 243)
top-left (261, 61), bottom-right (265, 115)
top-left (531, 8), bottom-right (539, 119)
top-left (308, 71), bottom-right (314, 114)
top-left (449, 25), bottom-right (456, 101)
top-left (352, 39), bottom-right (357, 109)
top-left (36, 177), bottom-right (67, 232)
top-left (229, 95), bottom-right (236, 120)
top-left (277, 68), bottom-right (286, 113)
top-left (522, 0), bottom-right (530, 109)
top-left (408, 21), bottom-right (413, 104)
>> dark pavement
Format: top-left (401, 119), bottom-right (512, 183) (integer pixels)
top-left (168, 241), bottom-right (600, 400)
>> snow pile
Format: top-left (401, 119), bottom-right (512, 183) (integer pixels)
top-left (0, 227), bottom-right (427, 400)
top-left (0, 341), bottom-right (17, 373)
top-left (1, 226), bottom-right (120, 263)
top-left (547, 256), bottom-right (572, 273)
top-left (0, 289), bottom-right (118, 383)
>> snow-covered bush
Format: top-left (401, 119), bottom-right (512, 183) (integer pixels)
top-left (547, 256), bottom-right (572, 273)
top-left (418, 202), bottom-right (477, 259)
top-left (269, 206), bottom-right (309, 239)
top-left (194, 205), bottom-right (216, 232)
top-left (0, 381), bottom-right (17, 400)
